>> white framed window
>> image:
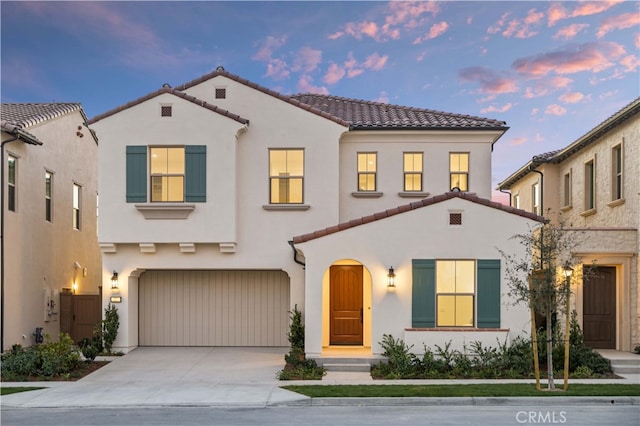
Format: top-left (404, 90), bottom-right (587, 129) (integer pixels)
top-left (269, 149), bottom-right (304, 204)
top-left (357, 152), bottom-right (377, 191)
top-left (532, 182), bottom-right (540, 215)
top-left (73, 183), bottom-right (81, 230)
top-left (7, 155), bottom-right (16, 212)
top-left (150, 147), bottom-right (185, 202)
top-left (562, 170), bottom-right (572, 208)
top-left (513, 193), bottom-right (520, 209)
top-left (611, 144), bottom-right (623, 201)
top-left (403, 152), bottom-right (423, 192)
top-left (436, 260), bottom-right (475, 327)
top-left (45, 171), bottom-right (53, 222)
top-left (584, 159), bottom-right (595, 211)
top-left (449, 152), bottom-right (469, 191)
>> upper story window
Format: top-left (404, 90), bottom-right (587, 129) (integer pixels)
top-left (126, 145), bottom-right (206, 204)
top-left (45, 171), bottom-right (53, 222)
top-left (150, 147), bottom-right (185, 202)
top-left (7, 155), bottom-right (16, 212)
top-left (72, 183), bottom-right (81, 230)
top-left (436, 260), bottom-right (475, 327)
top-left (532, 182), bottom-right (540, 215)
top-left (513, 193), bottom-right (520, 209)
top-left (357, 152), bottom-right (377, 191)
top-left (269, 149), bottom-right (304, 204)
top-left (611, 144), bottom-right (623, 202)
top-left (403, 152), bottom-right (423, 192)
top-left (562, 171), bottom-right (572, 208)
top-left (584, 159), bottom-right (595, 211)
top-left (449, 152), bottom-right (469, 191)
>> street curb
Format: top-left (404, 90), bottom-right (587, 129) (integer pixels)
top-left (274, 396), bottom-right (640, 407)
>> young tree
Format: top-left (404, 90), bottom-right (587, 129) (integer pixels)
top-left (500, 221), bottom-right (582, 390)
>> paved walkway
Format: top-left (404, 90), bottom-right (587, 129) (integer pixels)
top-left (1, 347), bottom-right (639, 408)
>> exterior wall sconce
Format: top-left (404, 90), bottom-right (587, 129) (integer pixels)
top-left (72, 281), bottom-right (78, 294)
top-left (387, 267), bottom-right (396, 288)
top-left (111, 271), bottom-right (119, 289)
top-left (562, 263), bottom-right (574, 279)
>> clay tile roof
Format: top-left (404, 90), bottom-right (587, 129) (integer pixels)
top-left (289, 93), bottom-right (508, 130)
top-left (291, 191), bottom-right (545, 244)
top-left (1, 103), bottom-right (85, 128)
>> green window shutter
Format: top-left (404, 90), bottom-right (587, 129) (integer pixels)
top-left (126, 146), bottom-right (147, 202)
top-left (185, 145), bottom-right (206, 202)
top-left (477, 259), bottom-right (501, 328)
top-left (412, 259), bottom-right (435, 327)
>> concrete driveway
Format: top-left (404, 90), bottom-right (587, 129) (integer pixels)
top-left (1, 347), bottom-right (310, 408)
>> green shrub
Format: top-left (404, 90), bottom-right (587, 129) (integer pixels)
top-left (78, 338), bottom-right (99, 361)
top-left (0, 344), bottom-right (40, 380)
top-left (102, 303), bottom-right (119, 354)
top-left (277, 306), bottom-right (325, 380)
top-left (37, 334), bottom-right (81, 377)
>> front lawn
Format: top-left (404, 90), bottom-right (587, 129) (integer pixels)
top-left (283, 383), bottom-right (640, 398)
top-left (1, 387), bottom-right (45, 396)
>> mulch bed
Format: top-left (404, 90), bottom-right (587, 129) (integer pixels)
top-left (1, 361), bottom-right (110, 382)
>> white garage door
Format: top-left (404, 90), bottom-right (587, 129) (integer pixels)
top-left (139, 270), bottom-right (290, 346)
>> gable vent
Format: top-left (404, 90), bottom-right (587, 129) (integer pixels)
top-left (449, 212), bottom-right (462, 225)
top-left (215, 88), bottom-right (226, 99)
top-left (161, 105), bottom-right (172, 117)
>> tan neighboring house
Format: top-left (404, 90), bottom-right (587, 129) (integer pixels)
top-left (1, 103), bottom-right (102, 351)
top-left (497, 98), bottom-right (639, 352)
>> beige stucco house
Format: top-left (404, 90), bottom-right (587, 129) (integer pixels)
top-left (1, 103), bottom-right (101, 351)
top-left (87, 69), bottom-right (544, 358)
top-left (498, 97), bottom-right (639, 352)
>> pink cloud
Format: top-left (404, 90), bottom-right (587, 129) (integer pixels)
top-left (414, 21), bottom-right (449, 44)
top-left (597, 12), bottom-right (640, 38)
top-left (547, 3), bottom-right (568, 26)
top-left (492, 9), bottom-right (542, 39)
top-left (549, 76), bottom-right (574, 88)
top-left (265, 58), bottom-right (290, 80)
top-left (511, 137), bottom-right (527, 146)
top-left (291, 47), bottom-right (322, 73)
top-left (599, 90), bottom-right (618, 100)
top-left (545, 104), bottom-right (567, 116)
top-left (297, 75), bottom-right (328, 95)
top-left (375, 91), bottom-right (390, 103)
top-left (523, 86), bottom-right (549, 99)
top-left (480, 103), bottom-right (513, 114)
top-left (252, 35), bottom-right (287, 61)
top-left (323, 63), bottom-right (346, 84)
top-left (487, 12), bottom-right (510, 34)
top-left (553, 23), bottom-right (590, 40)
top-left (512, 42), bottom-right (626, 76)
top-left (524, 8), bottom-right (544, 25)
top-left (386, 0), bottom-right (440, 26)
top-left (362, 52), bottom-right (388, 70)
top-left (328, 31), bottom-right (344, 40)
top-left (548, 0), bottom-right (622, 26)
top-left (620, 54), bottom-right (640, 72)
top-left (458, 66), bottom-right (519, 95)
top-left (559, 92), bottom-right (585, 103)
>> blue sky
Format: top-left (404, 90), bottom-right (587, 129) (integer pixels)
top-left (2, 1), bottom-right (638, 202)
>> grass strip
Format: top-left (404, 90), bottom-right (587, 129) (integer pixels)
top-left (283, 383), bottom-right (640, 398)
top-left (1, 387), bottom-right (46, 396)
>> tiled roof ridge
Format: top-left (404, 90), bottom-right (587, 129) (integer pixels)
top-left (1, 102), bottom-right (83, 128)
top-left (290, 92), bottom-right (507, 127)
top-left (292, 191), bottom-right (545, 244)
top-left (87, 87), bottom-right (250, 125)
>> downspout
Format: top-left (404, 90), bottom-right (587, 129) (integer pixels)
top-left (1, 136), bottom-right (20, 352)
top-left (498, 188), bottom-right (512, 207)
top-left (288, 240), bottom-right (305, 268)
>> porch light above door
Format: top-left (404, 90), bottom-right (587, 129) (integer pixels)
top-left (387, 267), bottom-right (396, 287)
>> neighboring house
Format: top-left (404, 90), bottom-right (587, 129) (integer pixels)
top-left (1, 103), bottom-right (101, 351)
top-left (498, 98), bottom-right (639, 352)
top-left (87, 68), bottom-right (543, 357)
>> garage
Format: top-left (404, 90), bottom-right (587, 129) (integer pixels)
top-left (139, 270), bottom-right (290, 346)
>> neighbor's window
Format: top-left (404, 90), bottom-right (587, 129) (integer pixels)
top-left (150, 147), bottom-right (185, 202)
top-left (563, 171), bottom-right (571, 207)
top-left (357, 152), bottom-right (377, 191)
top-left (269, 149), bottom-right (304, 203)
top-left (72, 184), bottom-right (81, 230)
top-left (403, 152), bottom-right (423, 192)
top-left (585, 159), bottom-right (595, 210)
top-left (436, 260), bottom-right (475, 327)
top-left (449, 153), bottom-right (469, 191)
top-left (513, 193), bottom-right (520, 209)
top-left (532, 182), bottom-right (540, 215)
top-left (8, 155), bottom-right (16, 212)
top-left (45, 171), bottom-right (53, 222)
top-left (612, 144), bottom-right (623, 201)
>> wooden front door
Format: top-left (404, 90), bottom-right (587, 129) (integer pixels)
top-left (59, 293), bottom-right (101, 343)
top-left (583, 266), bottom-right (616, 349)
top-left (330, 265), bottom-right (363, 345)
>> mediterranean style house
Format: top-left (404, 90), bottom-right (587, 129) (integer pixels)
top-left (1, 103), bottom-right (102, 351)
top-left (87, 68), bottom-right (544, 358)
top-left (498, 97), bottom-right (639, 352)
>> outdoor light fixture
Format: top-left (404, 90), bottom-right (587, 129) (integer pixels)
top-left (563, 263), bottom-right (574, 278)
top-left (111, 271), bottom-right (119, 289)
top-left (387, 267), bottom-right (396, 287)
top-left (562, 262), bottom-right (573, 391)
top-left (72, 281), bottom-right (78, 294)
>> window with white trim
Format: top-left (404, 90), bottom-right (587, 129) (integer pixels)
top-left (436, 260), bottom-right (475, 327)
top-left (8, 155), bottom-right (16, 212)
top-left (357, 152), bottom-right (377, 191)
top-left (585, 159), bottom-right (595, 211)
top-left (403, 152), bottom-right (423, 192)
top-left (449, 152), bottom-right (469, 191)
top-left (612, 144), bottom-right (623, 201)
top-left (73, 183), bottom-right (81, 230)
top-left (45, 171), bottom-right (53, 222)
top-left (150, 147), bottom-right (185, 202)
top-left (563, 171), bottom-right (571, 208)
top-left (269, 149), bottom-right (304, 204)
top-left (532, 182), bottom-right (540, 215)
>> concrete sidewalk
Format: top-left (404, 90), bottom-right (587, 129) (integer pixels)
top-left (2, 347), bottom-right (639, 409)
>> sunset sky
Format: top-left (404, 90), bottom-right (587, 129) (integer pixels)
top-left (2, 1), bottom-right (638, 202)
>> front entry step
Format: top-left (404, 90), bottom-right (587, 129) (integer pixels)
top-left (309, 355), bottom-right (386, 372)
